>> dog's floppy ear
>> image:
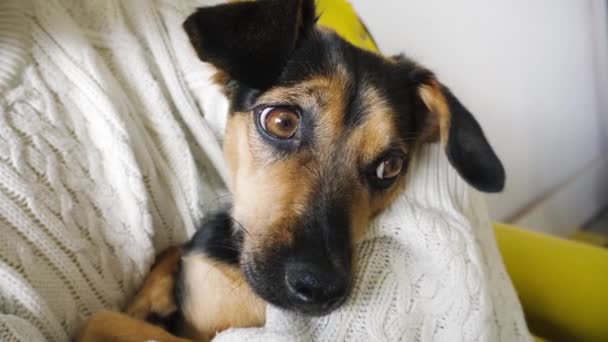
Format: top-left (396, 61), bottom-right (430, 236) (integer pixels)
top-left (415, 75), bottom-right (505, 192)
top-left (183, 0), bottom-right (316, 89)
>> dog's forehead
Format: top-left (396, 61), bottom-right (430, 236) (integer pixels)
top-left (259, 30), bottom-right (414, 158)
top-left (277, 30), bottom-right (399, 95)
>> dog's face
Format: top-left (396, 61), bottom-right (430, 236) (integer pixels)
top-left (184, 0), bottom-right (504, 315)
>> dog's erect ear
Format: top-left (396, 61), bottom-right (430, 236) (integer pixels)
top-left (183, 0), bottom-right (316, 89)
top-left (416, 77), bottom-right (505, 192)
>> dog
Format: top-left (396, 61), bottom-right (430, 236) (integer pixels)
top-left (76, 0), bottom-right (505, 341)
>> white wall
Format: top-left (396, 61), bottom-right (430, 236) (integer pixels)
top-left (351, 0), bottom-right (608, 232)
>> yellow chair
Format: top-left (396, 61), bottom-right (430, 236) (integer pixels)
top-left (495, 224), bottom-right (608, 341)
top-left (314, 0), bottom-right (378, 53)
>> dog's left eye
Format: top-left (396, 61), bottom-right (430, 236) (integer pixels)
top-left (260, 107), bottom-right (300, 139)
top-left (376, 154), bottom-right (404, 180)
top-left (367, 152), bottom-right (407, 190)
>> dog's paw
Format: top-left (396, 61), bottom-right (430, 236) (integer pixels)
top-left (77, 310), bottom-right (191, 342)
top-left (126, 246), bottom-right (182, 320)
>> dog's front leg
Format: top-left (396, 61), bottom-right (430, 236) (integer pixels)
top-left (76, 310), bottom-right (191, 342)
top-left (77, 246), bottom-right (187, 342)
top-left (176, 254), bottom-right (264, 340)
top-left (176, 212), bottom-right (266, 341)
top-left (126, 246), bottom-right (183, 320)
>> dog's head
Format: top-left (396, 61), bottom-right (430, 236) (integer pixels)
top-left (184, 0), bottom-right (504, 315)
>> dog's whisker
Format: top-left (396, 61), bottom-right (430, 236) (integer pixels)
top-left (203, 243), bottom-right (242, 253)
top-left (230, 278), bottom-right (247, 292)
top-left (227, 215), bottom-right (252, 237)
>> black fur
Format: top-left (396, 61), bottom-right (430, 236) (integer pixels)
top-left (183, 0), bottom-right (504, 193)
top-left (275, 29), bottom-right (421, 140)
top-left (230, 83), bottom-right (261, 113)
top-left (145, 311), bottom-right (183, 336)
top-left (274, 29), bottom-right (504, 192)
top-left (183, 0), bottom-right (316, 90)
top-left (179, 0), bottom-right (506, 320)
top-left (342, 65), bottom-right (365, 128)
top-left (172, 259), bottom-right (185, 319)
top-left (442, 86), bottom-right (506, 192)
top-left (183, 211), bottom-right (242, 265)
top-left (239, 192), bottom-right (352, 315)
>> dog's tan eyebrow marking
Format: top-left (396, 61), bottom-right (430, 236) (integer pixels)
top-left (343, 83), bottom-right (390, 129)
top-left (252, 74), bottom-right (351, 145)
top-left (345, 88), bottom-right (401, 165)
top-left (255, 77), bottom-right (334, 108)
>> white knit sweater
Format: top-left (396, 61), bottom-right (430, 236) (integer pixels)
top-left (0, 0), bottom-right (530, 341)
top-left (215, 144), bottom-right (531, 342)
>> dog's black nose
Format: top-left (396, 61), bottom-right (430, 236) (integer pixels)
top-left (285, 262), bottom-right (348, 314)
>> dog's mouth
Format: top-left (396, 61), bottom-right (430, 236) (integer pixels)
top-left (191, 210), bottom-right (352, 315)
top-left (240, 250), bottom-right (352, 316)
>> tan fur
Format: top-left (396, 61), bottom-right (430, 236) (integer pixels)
top-left (223, 74), bottom-right (354, 252)
top-left (78, 247), bottom-right (187, 342)
top-left (226, 78), bottom-right (411, 254)
top-left (211, 71), bottom-right (229, 87)
top-left (126, 246), bottom-right (182, 320)
top-left (342, 85), bottom-right (406, 240)
top-left (346, 86), bottom-right (401, 164)
top-left (180, 253), bottom-right (265, 341)
top-left (225, 115), bottom-right (315, 247)
top-left (418, 79), bottom-right (451, 145)
top-left (77, 310), bottom-right (191, 342)
top-left (78, 248), bottom-right (265, 342)
top-left (255, 71), bottom-right (349, 143)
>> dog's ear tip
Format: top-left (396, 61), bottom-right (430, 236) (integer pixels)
top-left (182, 13), bottom-right (207, 62)
top-left (468, 160), bottom-right (506, 193)
top-left (182, 9), bottom-right (203, 40)
top-left (460, 172), bottom-right (505, 193)
top-left (477, 167), bottom-right (506, 193)
top-left (182, 7), bottom-right (202, 30)
top-left (182, 19), bottom-right (195, 43)
top-left (491, 162), bottom-right (506, 192)
top-left (445, 134), bottom-right (506, 193)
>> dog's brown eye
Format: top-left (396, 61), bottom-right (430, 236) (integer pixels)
top-left (260, 107), bottom-right (300, 139)
top-left (376, 154), bottom-right (404, 180)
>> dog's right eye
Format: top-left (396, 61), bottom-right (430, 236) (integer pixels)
top-left (260, 107), bottom-right (300, 139)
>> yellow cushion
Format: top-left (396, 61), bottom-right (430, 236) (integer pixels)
top-left (494, 223), bottom-right (608, 341)
top-left (314, 0), bottom-right (379, 53)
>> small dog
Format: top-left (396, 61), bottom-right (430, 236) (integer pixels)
top-left (77, 0), bottom-right (504, 341)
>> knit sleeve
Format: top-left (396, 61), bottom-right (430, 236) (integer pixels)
top-left (0, 315), bottom-right (47, 342)
top-left (0, 1), bottom-right (141, 339)
top-left (1, 2), bottom-right (56, 341)
top-left (1, 0), bottom-right (228, 340)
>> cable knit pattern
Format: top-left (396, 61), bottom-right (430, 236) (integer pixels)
top-left (0, 0), bottom-right (530, 341)
top-left (0, 0), bottom-right (226, 340)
